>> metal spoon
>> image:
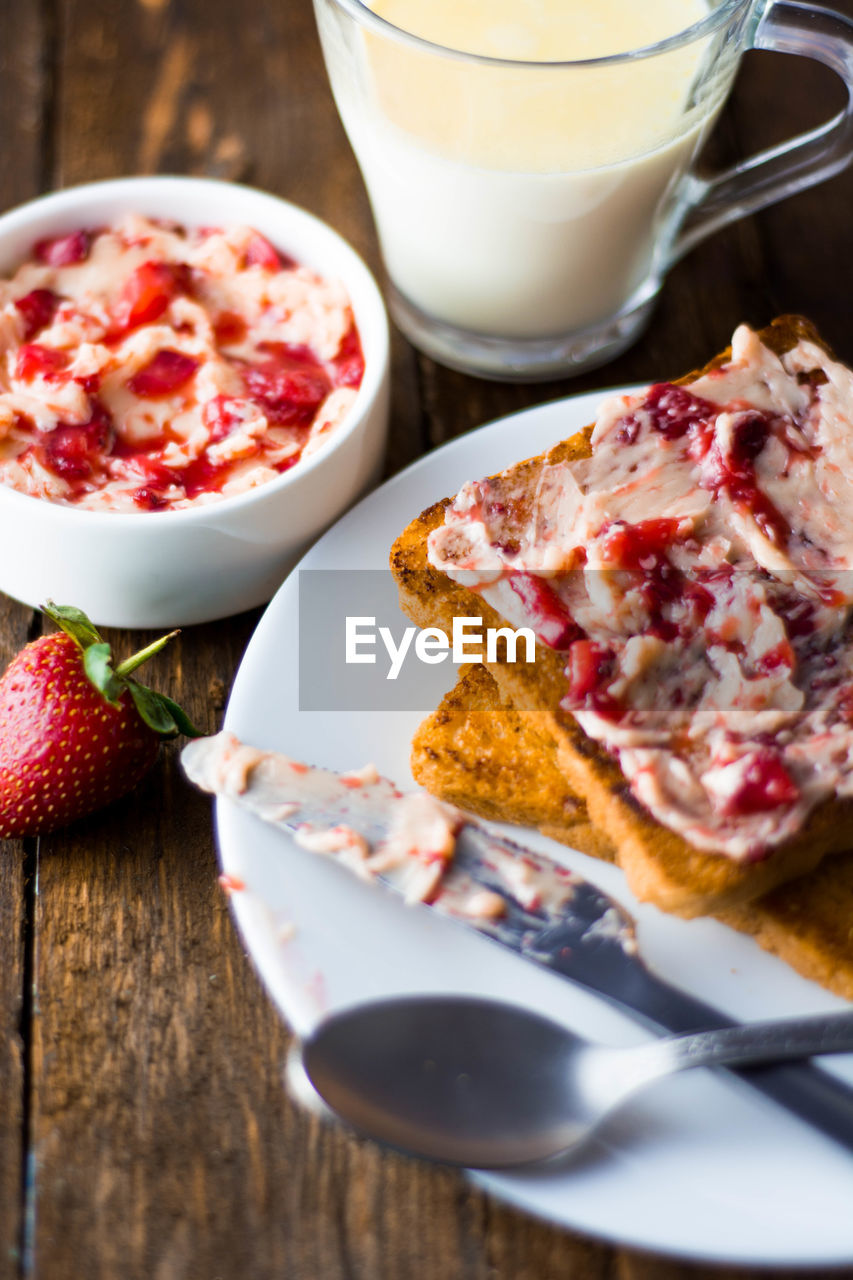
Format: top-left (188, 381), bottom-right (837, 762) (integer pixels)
top-left (301, 994), bottom-right (853, 1168)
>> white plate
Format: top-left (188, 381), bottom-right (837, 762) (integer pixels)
top-left (219, 389), bottom-right (853, 1267)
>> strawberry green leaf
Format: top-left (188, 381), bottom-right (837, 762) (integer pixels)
top-left (42, 601), bottom-right (104, 650)
top-left (127, 681), bottom-right (178, 735)
top-left (153, 691), bottom-right (202, 738)
top-left (83, 642), bottom-right (122, 704)
top-left (126, 681), bottom-right (200, 738)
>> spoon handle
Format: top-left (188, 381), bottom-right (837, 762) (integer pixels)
top-left (640, 1012), bottom-right (853, 1079)
top-left (533, 911), bottom-right (853, 1150)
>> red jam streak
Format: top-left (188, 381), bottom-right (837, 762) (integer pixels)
top-left (243, 231), bottom-right (289, 272)
top-left (630, 384), bottom-right (789, 547)
top-left (242, 343), bottom-right (332, 428)
top-left (15, 343), bottom-right (69, 381)
top-left (507, 573), bottom-right (581, 650)
top-left (565, 639), bottom-right (620, 719)
top-left (34, 230), bottom-right (90, 268)
top-left (332, 324), bottom-right (366, 388)
top-left (113, 261), bottom-right (190, 333)
top-left (128, 350), bottom-right (199, 398)
top-left (39, 408), bottom-right (113, 480)
top-left (599, 516), bottom-right (682, 569)
top-left (618, 382), bottom-right (715, 444)
top-left (602, 517), bottom-right (714, 641)
top-left (14, 288), bottom-right (59, 340)
top-left (702, 411), bottom-right (789, 546)
top-left (619, 384), bottom-right (789, 545)
top-left (213, 311), bottom-right (247, 346)
top-left (720, 749), bottom-right (800, 817)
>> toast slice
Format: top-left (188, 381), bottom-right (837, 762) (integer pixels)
top-left (391, 316), bottom-right (853, 917)
top-left (412, 663), bottom-right (615, 859)
top-left (411, 664), bottom-right (853, 1001)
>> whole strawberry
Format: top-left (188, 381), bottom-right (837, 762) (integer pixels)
top-left (0, 602), bottom-right (199, 838)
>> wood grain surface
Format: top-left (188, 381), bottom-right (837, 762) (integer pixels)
top-left (1, 0), bottom-right (853, 1276)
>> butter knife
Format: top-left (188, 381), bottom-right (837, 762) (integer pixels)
top-left (182, 735), bottom-right (853, 1152)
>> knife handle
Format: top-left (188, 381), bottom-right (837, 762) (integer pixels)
top-left (548, 942), bottom-right (853, 1152)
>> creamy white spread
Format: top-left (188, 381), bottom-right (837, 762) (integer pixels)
top-left (182, 731), bottom-right (460, 905)
top-left (0, 216), bottom-right (363, 511)
top-left (181, 731), bottom-right (580, 918)
top-left (428, 326), bottom-right (853, 861)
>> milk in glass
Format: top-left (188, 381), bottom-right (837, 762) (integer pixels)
top-left (323, 0), bottom-right (715, 339)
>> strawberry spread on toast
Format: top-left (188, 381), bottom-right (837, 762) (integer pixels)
top-left (428, 325), bottom-right (853, 861)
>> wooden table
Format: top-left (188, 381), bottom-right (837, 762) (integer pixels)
top-left (2, 1), bottom-right (853, 1275)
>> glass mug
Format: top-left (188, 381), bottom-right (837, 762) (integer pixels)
top-left (314, 0), bottom-right (853, 380)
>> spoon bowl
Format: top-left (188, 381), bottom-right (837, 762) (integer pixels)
top-left (302, 994), bottom-right (853, 1168)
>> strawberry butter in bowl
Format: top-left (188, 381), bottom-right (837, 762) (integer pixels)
top-left (0, 177), bottom-right (390, 626)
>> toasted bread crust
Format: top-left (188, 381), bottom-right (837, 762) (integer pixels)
top-left (413, 665), bottom-right (853, 999)
top-left (392, 316), bottom-right (853, 917)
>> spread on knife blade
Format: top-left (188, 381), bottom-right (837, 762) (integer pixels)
top-left (181, 730), bottom-right (580, 920)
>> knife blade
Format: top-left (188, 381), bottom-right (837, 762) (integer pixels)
top-left (183, 733), bottom-right (853, 1152)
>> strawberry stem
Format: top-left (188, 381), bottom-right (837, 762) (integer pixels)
top-left (39, 603), bottom-right (201, 739)
top-left (115, 631), bottom-right (180, 678)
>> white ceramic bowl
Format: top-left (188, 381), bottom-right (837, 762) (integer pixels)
top-left (0, 176), bottom-right (390, 627)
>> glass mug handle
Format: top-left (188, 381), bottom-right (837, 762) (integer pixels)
top-left (670, 0), bottom-right (853, 264)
